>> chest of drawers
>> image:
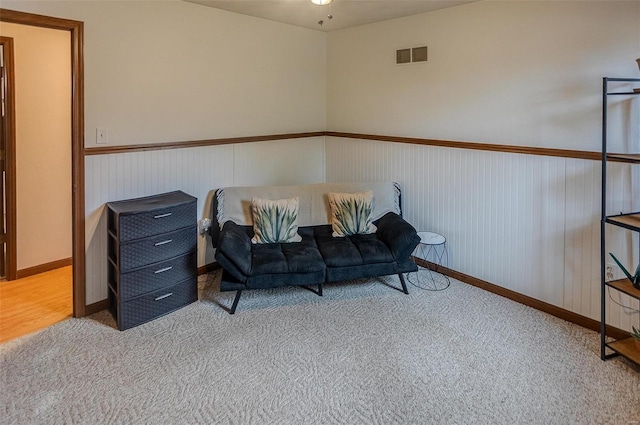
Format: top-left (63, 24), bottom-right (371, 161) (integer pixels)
top-left (106, 191), bottom-right (197, 330)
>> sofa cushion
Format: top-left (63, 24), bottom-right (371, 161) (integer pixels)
top-left (250, 227), bottom-right (325, 275)
top-left (328, 191), bottom-right (377, 237)
top-left (250, 196), bottom-right (302, 244)
top-left (314, 225), bottom-right (394, 267)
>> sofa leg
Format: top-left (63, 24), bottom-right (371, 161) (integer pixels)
top-left (398, 273), bottom-right (409, 295)
top-left (229, 290), bottom-right (242, 314)
top-left (302, 284), bottom-right (323, 296)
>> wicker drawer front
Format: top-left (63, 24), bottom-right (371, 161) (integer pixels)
top-left (110, 226), bottom-right (196, 272)
top-left (109, 277), bottom-right (198, 331)
top-left (109, 251), bottom-right (197, 300)
top-left (107, 191), bottom-right (196, 242)
top-left (111, 202), bottom-right (196, 242)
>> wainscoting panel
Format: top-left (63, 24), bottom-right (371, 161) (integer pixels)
top-left (563, 158), bottom-right (601, 322)
top-left (602, 161), bottom-right (639, 332)
top-left (85, 137), bottom-right (325, 305)
top-left (325, 137), bottom-right (638, 331)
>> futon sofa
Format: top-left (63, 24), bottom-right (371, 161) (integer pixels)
top-left (209, 181), bottom-right (421, 313)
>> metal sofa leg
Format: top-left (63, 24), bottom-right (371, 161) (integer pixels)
top-left (398, 273), bottom-right (409, 295)
top-left (302, 284), bottom-right (323, 296)
top-left (229, 290), bottom-right (242, 314)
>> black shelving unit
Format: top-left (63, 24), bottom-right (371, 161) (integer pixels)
top-left (600, 77), bottom-right (640, 365)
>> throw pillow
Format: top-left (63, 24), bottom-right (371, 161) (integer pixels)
top-left (251, 197), bottom-right (303, 244)
top-left (328, 191), bottom-right (377, 237)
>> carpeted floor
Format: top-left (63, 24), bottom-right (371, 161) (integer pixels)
top-left (1, 271), bottom-right (638, 425)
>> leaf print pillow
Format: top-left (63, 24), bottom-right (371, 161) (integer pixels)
top-left (328, 191), bottom-right (377, 237)
top-left (251, 197), bottom-right (303, 244)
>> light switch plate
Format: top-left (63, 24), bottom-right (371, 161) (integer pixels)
top-left (96, 128), bottom-right (108, 144)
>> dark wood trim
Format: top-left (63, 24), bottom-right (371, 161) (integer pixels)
top-left (84, 131), bottom-right (326, 155)
top-left (84, 130), bottom-right (623, 163)
top-left (0, 36), bottom-right (16, 281)
top-left (71, 19), bottom-right (86, 319)
top-left (413, 258), bottom-right (629, 340)
top-left (85, 299), bottom-right (109, 316)
top-left (327, 132), bottom-right (607, 161)
top-left (0, 9), bottom-right (82, 30)
top-left (198, 262), bottom-right (220, 276)
top-left (1, 9), bottom-right (86, 318)
top-left (16, 257), bottom-right (72, 279)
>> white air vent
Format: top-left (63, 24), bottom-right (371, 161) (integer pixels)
top-left (396, 45), bottom-right (427, 65)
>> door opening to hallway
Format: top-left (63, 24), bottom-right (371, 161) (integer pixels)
top-left (0, 21), bottom-right (74, 342)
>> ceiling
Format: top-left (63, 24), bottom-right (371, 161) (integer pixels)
top-left (184, 0), bottom-right (478, 32)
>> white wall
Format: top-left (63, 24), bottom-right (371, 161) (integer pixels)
top-left (325, 0), bottom-right (640, 330)
top-left (327, 0), bottom-right (640, 152)
top-left (0, 22), bottom-right (72, 270)
top-left (2, 0), bottom-right (327, 146)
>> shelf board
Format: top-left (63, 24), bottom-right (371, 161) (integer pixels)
top-left (605, 77), bottom-right (640, 82)
top-left (606, 338), bottom-right (640, 365)
top-left (606, 153), bottom-right (640, 163)
top-left (605, 278), bottom-right (640, 299)
top-left (606, 213), bottom-right (640, 231)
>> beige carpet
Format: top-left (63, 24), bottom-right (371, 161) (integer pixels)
top-left (1, 271), bottom-right (638, 425)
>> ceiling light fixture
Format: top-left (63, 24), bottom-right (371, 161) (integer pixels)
top-left (311, 0), bottom-right (333, 5)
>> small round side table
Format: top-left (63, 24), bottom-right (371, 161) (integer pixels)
top-left (408, 231), bottom-right (451, 291)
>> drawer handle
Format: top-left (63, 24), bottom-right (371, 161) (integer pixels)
top-left (154, 213), bottom-right (172, 219)
top-left (154, 293), bottom-right (173, 301)
top-left (154, 266), bottom-right (173, 274)
top-left (154, 239), bottom-right (173, 246)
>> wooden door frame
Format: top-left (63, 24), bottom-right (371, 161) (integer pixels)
top-left (0, 36), bottom-right (16, 281)
top-left (0, 9), bottom-right (86, 317)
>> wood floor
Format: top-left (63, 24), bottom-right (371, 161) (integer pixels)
top-left (0, 266), bottom-right (73, 343)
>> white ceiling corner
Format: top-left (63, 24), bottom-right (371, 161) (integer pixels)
top-left (183, 0), bottom-right (479, 32)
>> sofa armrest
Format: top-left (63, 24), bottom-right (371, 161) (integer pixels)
top-left (215, 221), bottom-right (253, 277)
top-left (375, 212), bottom-right (421, 261)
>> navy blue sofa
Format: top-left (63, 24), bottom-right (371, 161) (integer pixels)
top-left (210, 182), bottom-right (420, 314)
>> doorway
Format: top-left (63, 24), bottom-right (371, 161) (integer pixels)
top-left (0, 9), bottom-right (85, 318)
top-left (0, 25), bottom-right (74, 341)
top-left (0, 23), bottom-right (72, 282)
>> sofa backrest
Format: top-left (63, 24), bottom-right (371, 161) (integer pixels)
top-left (216, 181), bottom-right (401, 229)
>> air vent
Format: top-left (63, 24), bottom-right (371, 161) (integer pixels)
top-left (412, 46), bottom-right (427, 62)
top-left (396, 48), bottom-right (411, 65)
top-left (396, 45), bottom-right (428, 65)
